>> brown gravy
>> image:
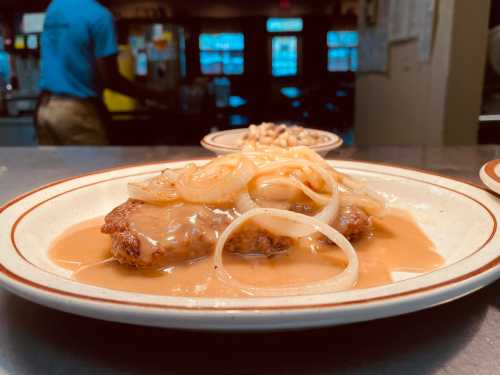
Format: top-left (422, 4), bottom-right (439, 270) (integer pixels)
top-left (49, 210), bottom-right (443, 297)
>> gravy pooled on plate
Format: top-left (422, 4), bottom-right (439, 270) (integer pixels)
top-left (49, 210), bottom-right (443, 298)
top-left (49, 147), bottom-right (444, 297)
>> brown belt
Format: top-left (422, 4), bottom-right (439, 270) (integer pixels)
top-left (38, 91), bottom-right (101, 106)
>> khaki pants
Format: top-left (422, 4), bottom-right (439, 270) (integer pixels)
top-left (36, 95), bottom-right (109, 145)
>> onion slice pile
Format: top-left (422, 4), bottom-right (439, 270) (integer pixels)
top-left (213, 208), bottom-right (359, 296)
top-left (128, 169), bottom-right (179, 203)
top-left (257, 176), bottom-right (330, 206)
top-left (176, 155), bottom-right (257, 204)
top-left (237, 159), bottom-right (339, 237)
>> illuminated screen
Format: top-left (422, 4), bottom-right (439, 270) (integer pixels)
top-left (26, 35), bottom-right (38, 50)
top-left (328, 48), bottom-right (349, 71)
top-left (267, 18), bottom-right (303, 32)
top-left (199, 33), bottom-right (244, 75)
top-left (327, 31), bottom-right (358, 48)
top-left (271, 36), bottom-right (297, 77)
top-left (199, 33), bottom-right (244, 51)
top-left (327, 31), bottom-right (358, 72)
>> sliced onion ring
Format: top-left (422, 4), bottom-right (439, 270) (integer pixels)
top-left (128, 171), bottom-right (179, 203)
top-left (237, 159), bottom-right (339, 237)
top-left (257, 176), bottom-right (330, 205)
top-left (176, 155), bottom-right (257, 204)
top-left (214, 207), bottom-right (359, 296)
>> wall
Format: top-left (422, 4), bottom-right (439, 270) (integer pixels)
top-left (354, 0), bottom-right (490, 145)
top-left (443, 0), bottom-right (490, 144)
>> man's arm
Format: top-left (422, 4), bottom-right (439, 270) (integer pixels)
top-left (92, 9), bottom-right (174, 106)
top-left (96, 55), bottom-right (171, 102)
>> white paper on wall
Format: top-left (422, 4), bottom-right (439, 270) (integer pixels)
top-left (393, 0), bottom-right (436, 61)
top-left (358, 0), bottom-right (435, 72)
top-left (358, 0), bottom-right (390, 72)
top-left (415, 0), bottom-right (436, 62)
top-left (388, 0), bottom-right (412, 41)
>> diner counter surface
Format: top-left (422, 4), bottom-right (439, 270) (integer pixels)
top-left (0, 145), bottom-right (499, 375)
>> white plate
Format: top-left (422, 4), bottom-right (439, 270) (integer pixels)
top-left (201, 128), bottom-right (343, 156)
top-left (0, 160), bottom-right (499, 331)
top-left (480, 159), bottom-right (500, 195)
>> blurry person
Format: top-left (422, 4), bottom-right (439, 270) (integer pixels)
top-left (0, 47), bottom-right (11, 115)
top-left (0, 49), bottom-right (10, 88)
top-left (37, 0), bottom-right (167, 145)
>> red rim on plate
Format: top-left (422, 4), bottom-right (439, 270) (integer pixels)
top-left (0, 159), bottom-right (499, 314)
top-left (480, 159), bottom-right (500, 195)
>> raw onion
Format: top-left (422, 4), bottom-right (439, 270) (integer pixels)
top-left (256, 176), bottom-right (330, 205)
top-left (128, 170), bottom-right (179, 203)
top-left (213, 207), bottom-right (359, 296)
top-left (237, 159), bottom-right (339, 237)
top-left (176, 155), bottom-right (257, 204)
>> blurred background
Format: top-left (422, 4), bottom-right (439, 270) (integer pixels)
top-left (0, 0), bottom-right (498, 146)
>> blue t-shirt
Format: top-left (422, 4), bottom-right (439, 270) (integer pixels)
top-left (39, 0), bottom-right (118, 98)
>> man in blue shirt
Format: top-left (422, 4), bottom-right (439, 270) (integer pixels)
top-left (37, 0), bottom-right (165, 144)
